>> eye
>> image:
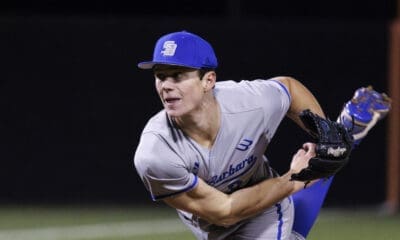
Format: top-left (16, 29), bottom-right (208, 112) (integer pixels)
top-left (172, 72), bottom-right (182, 80)
top-left (154, 71), bottom-right (188, 82)
top-left (155, 73), bottom-right (166, 81)
top-left (173, 72), bottom-right (188, 81)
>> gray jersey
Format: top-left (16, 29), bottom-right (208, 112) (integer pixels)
top-left (134, 79), bottom-right (292, 239)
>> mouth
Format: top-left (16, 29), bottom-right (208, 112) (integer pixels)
top-left (164, 97), bottom-right (181, 105)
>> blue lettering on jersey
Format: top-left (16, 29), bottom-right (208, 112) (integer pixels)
top-left (236, 139), bottom-right (253, 151)
top-left (227, 179), bottom-right (242, 192)
top-left (192, 162), bottom-right (199, 175)
top-left (207, 155), bottom-right (257, 187)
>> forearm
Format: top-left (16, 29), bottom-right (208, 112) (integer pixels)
top-left (221, 171), bottom-right (303, 226)
top-left (218, 143), bottom-right (318, 225)
top-left (165, 174), bottom-right (303, 227)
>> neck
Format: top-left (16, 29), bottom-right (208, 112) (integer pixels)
top-left (173, 97), bottom-right (220, 149)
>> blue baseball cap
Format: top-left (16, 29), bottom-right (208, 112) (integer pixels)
top-left (138, 31), bottom-right (218, 70)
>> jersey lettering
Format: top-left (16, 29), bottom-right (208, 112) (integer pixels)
top-left (236, 139), bottom-right (253, 151)
top-left (227, 179), bottom-right (243, 192)
top-left (192, 161), bottom-right (200, 175)
top-left (207, 155), bottom-right (257, 186)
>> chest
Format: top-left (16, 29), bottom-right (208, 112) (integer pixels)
top-left (182, 110), bottom-right (270, 192)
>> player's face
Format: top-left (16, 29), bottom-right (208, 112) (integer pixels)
top-left (154, 66), bottom-right (208, 117)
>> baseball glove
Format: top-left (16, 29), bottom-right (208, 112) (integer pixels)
top-left (290, 109), bottom-right (354, 183)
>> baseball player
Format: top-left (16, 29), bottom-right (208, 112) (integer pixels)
top-left (133, 31), bottom-right (391, 240)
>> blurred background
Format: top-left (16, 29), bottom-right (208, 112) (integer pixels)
top-left (0, 0), bottom-right (399, 239)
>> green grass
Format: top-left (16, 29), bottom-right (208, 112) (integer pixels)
top-left (0, 204), bottom-right (177, 229)
top-left (0, 205), bottom-right (399, 240)
top-left (308, 209), bottom-right (400, 240)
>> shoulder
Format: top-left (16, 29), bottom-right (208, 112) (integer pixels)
top-left (134, 129), bottom-right (184, 179)
top-left (141, 110), bottom-right (168, 134)
top-left (214, 79), bottom-right (291, 112)
top-left (135, 112), bottom-right (169, 168)
top-left (215, 79), bottom-right (289, 98)
top-left (134, 111), bottom-right (186, 175)
top-left (135, 109), bottom-right (179, 157)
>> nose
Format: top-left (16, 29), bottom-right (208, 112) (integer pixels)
top-left (159, 77), bottom-right (175, 91)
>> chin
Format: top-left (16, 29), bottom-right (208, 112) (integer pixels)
top-left (165, 109), bottom-right (185, 118)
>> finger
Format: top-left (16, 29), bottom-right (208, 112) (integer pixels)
top-left (295, 148), bottom-right (306, 156)
top-left (302, 143), bottom-right (309, 151)
top-left (303, 142), bottom-right (316, 153)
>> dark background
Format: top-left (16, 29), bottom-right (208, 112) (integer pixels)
top-left (0, 0), bottom-right (396, 207)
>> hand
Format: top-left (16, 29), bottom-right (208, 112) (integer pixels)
top-left (290, 142), bottom-right (316, 174)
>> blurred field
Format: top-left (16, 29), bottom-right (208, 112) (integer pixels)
top-left (0, 205), bottom-right (399, 240)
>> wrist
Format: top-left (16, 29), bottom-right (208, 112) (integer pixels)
top-left (280, 172), bottom-right (296, 193)
top-left (282, 171), bottom-right (308, 194)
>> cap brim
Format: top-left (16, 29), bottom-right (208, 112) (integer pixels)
top-left (137, 61), bottom-right (156, 69)
top-left (138, 61), bottom-right (204, 70)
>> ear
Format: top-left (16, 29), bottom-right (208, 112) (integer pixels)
top-left (202, 71), bottom-right (217, 91)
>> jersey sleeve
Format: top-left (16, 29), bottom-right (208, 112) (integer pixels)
top-left (134, 132), bottom-right (198, 201)
top-left (240, 79), bottom-right (291, 140)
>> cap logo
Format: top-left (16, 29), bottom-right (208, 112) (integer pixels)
top-left (160, 41), bottom-right (177, 56)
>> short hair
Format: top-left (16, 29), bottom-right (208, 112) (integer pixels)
top-left (198, 68), bottom-right (215, 79)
